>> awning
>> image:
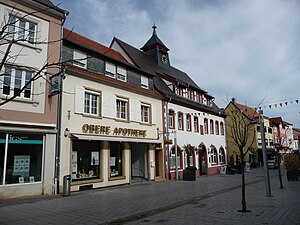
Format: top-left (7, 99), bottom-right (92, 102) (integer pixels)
top-left (72, 134), bottom-right (161, 144)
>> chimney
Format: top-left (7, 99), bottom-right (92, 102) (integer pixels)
top-left (231, 97), bottom-right (236, 104)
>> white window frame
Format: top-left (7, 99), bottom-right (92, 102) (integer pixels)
top-left (105, 62), bottom-right (116, 78)
top-left (186, 114), bottom-right (191, 131)
top-left (194, 116), bottom-right (199, 132)
top-left (141, 103), bottom-right (151, 124)
top-left (211, 149), bottom-right (217, 164)
top-left (117, 66), bottom-right (127, 82)
top-left (116, 98), bottom-right (129, 120)
top-left (8, 15), bottom-right (37, 43)
top-left (141, 75), bottom-right (149, 89)
top-left (73, 50), bottom-right (87, 69)
top-left (84, 90), bottom-right (100, 116)
top-left (169, 110), bottom-right (175, 129)
top-left (2, 66), bottom-right (32, 99)
top-left (219, 149), bottom-right (225, 163)
top-left (178, 112), bottom-right (184, 130)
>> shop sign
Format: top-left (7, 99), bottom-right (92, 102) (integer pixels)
top-left (82, 124), bottom-right (147, 137)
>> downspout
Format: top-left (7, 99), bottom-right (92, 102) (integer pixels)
top-left (165, 97), bottom-right (172, 180)
top-left (54, 12), bottom-right (68, 194)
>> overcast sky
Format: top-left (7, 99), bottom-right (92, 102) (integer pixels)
top-left (53, 0), bottom-right (300, 127)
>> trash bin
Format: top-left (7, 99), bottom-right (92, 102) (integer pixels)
top-left (63, 174), bottom-right (71, 196)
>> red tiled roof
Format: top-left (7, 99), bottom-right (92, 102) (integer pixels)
top-left (63, 28), bottom-right (128, 64)
top-left (235, 103), bottom-right (260, 118)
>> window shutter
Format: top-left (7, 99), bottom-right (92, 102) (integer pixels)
top-left (102, 93), bottom-right (110, 117)
top-left (74, 86), bottom-right (84, 114)
top-left (130, 99), bottom-right (136, 121)
top-left (152, 104), bottom-right (156, 125)
top-left (109, 95), bottom-right (116, 118)
top-left (136, 101), bottom-right (141, 122)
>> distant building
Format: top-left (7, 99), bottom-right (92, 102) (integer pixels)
top-left (0, 0), bottom-right (66, 199)
top-left (111, 25), bottom-right (226, 178)
top-left (292, 128), bottom-right (300, 154)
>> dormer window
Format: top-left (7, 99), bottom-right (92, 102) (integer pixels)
top-left (73, 50), bottom-right (87, 68)
top-left (105, 62), bottom-right (116, 78)
top-left (117, 66), bottom-right (126, 82)
top-left (141, 75), bottom-right (149, 89)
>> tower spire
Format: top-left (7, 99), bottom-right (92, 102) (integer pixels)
top-left (152, 23), bottom-right (157, 36)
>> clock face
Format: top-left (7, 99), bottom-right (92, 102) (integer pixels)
top-left (161, 54), bottom-right (168, 64)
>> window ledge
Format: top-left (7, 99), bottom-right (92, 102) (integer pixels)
top-left (109, 176), bottom-right (126, 181)
top-left (115, 118), bottom-right (130, 123)
top-left (0, 96), bottom-right (39, 106)
top-left (82, 113), bottom-right (102, 119)
top-left (3, 38), bottom-right (42, 53)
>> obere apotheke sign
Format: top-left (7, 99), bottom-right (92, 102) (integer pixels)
top-left (82, 124), bottom-right (146, 137)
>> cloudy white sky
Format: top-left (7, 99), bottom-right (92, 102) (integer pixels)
top-left (53, 0), bottom-right (300, 127)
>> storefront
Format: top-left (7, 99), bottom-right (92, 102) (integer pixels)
top-left (0, 127), bottom-right (56, 199)
top-left (63, 123), bottom-right (163, 192)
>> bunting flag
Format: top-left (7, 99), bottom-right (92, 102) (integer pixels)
top-left (258, 98), bottom-right (299, 109)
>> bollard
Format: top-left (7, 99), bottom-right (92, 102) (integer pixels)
top-left (63, 174), bottom-right (71, 196)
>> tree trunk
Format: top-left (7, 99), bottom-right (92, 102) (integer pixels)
top-left (241, 153), bottom-right (247, 212)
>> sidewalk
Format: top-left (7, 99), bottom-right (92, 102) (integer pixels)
top-left (0, 167), bottom-right (299, 225)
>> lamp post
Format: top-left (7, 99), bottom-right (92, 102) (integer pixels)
top-left (274, 143), bottom-right (284, 189)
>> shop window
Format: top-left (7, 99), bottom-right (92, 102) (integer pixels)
top-left (194, 116), bottom-right (199, 133)
top-left (0, 133), bottom-right (43, 185)
top-left (204, 118), bottom-right (208, 134)
top-left (110, 142), bottom-right (123, 177)
top-left (215, 121), bottom-right (219, 135)
top-left (169, 110), bottom-right (175, 129)
top-left (219, 148), bottom-right (225, 164)
top-left (141, 103), bottom-right (151, 123)
top-left (220, 122), bottom-right (224, 135)
top-left (72, 141), bottom-right (100, 180)
top-left (2, 66), bottom-right (32, 99)
top-left (116, 98), bottom-right (129, 120)
top-left (178, 112), bottom-right (184, 130)
top-left (8, 15), bottom-right (37, 43)
top-left (186, 114), bottom-right (192, 131)
top-left (73, 49), bottom-right (87, 68)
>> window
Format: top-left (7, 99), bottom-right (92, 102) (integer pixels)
top-left (268, 128), bottom-right (273, 134)
top-left (2, 66), bottom-right (32, 99)
top-left (210, 120), bottom-right (214, 134)
top-left (204, 119), bottom-right (208, 134)
top-left (200, 125), bottom-right (204, 135)
top-left (215, 121), bottom-right (219, 135)
top-left (1, 133), bottom-right (43, 185)
top-left (186, 114), bottom-right (192, 131)
top-left (8, 15), bottom-right (37, 43)
top-left (219, 148), bottom-right (225, 164)
top-left (178, 112), bottom-right (184, 130)
top-left (171, 147), bottom-right (180, 169)
top-left (84, 91), bottom-right (100, 115)
top-left (73, 50), bottom-right (87, 68)
top-left (169, 110), bottom-right (175, 129)
top-left (110, 142), bottom-right (123, 177)
top-left (117, 66), bottom-right (126, 82)
top-left (72, 141), bottom-right (100, 180)
top-left (211, 148), bottom-right (217, 164)
top-left (116, 98), bottom-right (128, 120)
top-left (141, 103), bottom-right (150, 123)
top-left (194, 116), bottom-right (199, 132)
top-left (220, 122), bottom-right (224, 135)
top-left (105, 62), bottom-right (116, 78)
top-left (141, 75), bottom-right (149, 89)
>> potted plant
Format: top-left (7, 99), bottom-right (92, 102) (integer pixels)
top-left (183, 144), bottom-right (197, 181)
top-left (283, 154), bottom-right (300, 181)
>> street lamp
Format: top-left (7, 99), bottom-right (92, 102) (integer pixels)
top-left (274, 143), bottom-right (284, 189)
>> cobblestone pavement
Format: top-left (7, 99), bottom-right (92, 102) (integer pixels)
top-left (0, 167), bottom-right (299, 225)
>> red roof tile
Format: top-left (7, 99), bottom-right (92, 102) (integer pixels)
top-left (235, 103), bottom-right (260, 118)
top-left (63, 28), bottom-right (128, 64)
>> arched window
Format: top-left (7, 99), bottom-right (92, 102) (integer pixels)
top-left (186, 114), bottom-right (192, 131)
top-left (211, 148), bottom-right (217, 164)
top-left (219, 148), bottom-right (225, 164)
top-left (169, 109), bottom-right (175, 129)
top-left (210, 119), bottom-right (214, 134)
top-left (215, 121), bottom-right (219, 135)
top-left (178, 112), bottom-right (184, 130)
top-left (171, 146), bottom-right (181, 169)
top-left (220, 122), bottom-right (224, 135)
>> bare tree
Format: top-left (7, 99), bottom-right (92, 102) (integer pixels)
top-left (225, 101), bottom-right (256, 212)
top-left (0, 5), bottom-right (69, 106)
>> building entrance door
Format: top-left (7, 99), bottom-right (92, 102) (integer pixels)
top-left (131, 143), bottom-right (148, 181)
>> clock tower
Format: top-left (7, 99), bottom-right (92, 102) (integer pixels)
top-left (141, 24), bottom-right (170, 68)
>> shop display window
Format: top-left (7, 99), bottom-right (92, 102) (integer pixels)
top-left (0, 133), bottom-right (43, 185)
top-left (72, 141), bottom-right (100, 180)
top-left (110, 142), bottom-right (123, 177)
